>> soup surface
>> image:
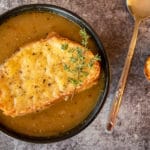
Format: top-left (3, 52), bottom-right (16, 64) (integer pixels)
top-left (0, 11), bottom-right (105, 137)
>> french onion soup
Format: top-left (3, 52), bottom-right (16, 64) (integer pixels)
top-left (0, 11), bottom-right (105, 137)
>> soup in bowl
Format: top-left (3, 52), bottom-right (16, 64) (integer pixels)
top-left (0, 4), bottom-right (109, 143)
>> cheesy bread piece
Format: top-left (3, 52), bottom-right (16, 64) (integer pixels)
top-left (0, 33), bottom-right (100, 117)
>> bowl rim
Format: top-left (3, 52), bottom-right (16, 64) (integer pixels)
top-left (0, 4), bottom-right (110, 143)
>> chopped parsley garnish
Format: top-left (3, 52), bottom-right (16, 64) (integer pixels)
top-left (61, 43), bottom-right (68, 50)
top-left (68, 77), bottom-right (81, 86)
top-left (93, 54), bottom-right (101, 61)
top-left (88, 54), bottom-right (101, 68)
top-left (88, 60), bottom-right (94, 68)
top-left (68, 48), bottom-right (75, 53)
top-left (82, 71), bottom-right (89, 77)
top-left (63, 64), bottom-right (70, 71)
top-left (70, 57), bottom-right (78, 63)
top-left (76, 47), bottom-right (83, 57)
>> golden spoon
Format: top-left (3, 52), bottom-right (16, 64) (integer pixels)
top-left (106, 0), bottom-right (150, 131)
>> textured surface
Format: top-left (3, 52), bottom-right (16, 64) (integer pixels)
top-left (0, 0), bottom-right (150, 150)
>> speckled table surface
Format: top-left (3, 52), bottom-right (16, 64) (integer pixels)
top-left (0, 0), bottom-right (150, 150)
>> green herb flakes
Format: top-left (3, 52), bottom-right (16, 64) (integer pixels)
top-left (88, 61), bottom-right (94, 68)
top-left (93, 54), bottom-right (101, 61)
top-left (70, 57), bottom-right (78, 63)
top-left (76, 47), bottom-right (83, 56)
top-left (61, 43), bottom-right (68, 50)
top-left (79, 28), bottom-right (90, 47)
top-left (62, 29), bottom-right (101, 87)
top-left (68, 78), bottom-right (81, 86)
top-left (63, 64), bottom-right (70, 71)
top-left (82, 71), bottom-right (89, 77)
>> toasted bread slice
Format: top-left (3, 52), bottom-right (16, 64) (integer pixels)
top-left (0, 33), bottom-right (100, 117)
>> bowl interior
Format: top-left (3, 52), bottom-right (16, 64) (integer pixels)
top-left (0, 4), bottom-right (110, 143)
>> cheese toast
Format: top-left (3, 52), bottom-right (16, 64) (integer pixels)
top-left (0, 33), bottom-right (100, 117)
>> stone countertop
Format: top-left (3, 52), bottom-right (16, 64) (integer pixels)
top-left (0, 0), bottom-right (149, 150)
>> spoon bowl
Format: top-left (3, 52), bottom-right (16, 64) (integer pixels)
top-left (127, 0), bottom-right (150, 19)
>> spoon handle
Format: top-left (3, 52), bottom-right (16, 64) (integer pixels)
top-left (106, 19), bottom-right (141, 131)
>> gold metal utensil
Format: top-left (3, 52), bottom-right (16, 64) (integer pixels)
top-left (107, 0), bottom-right (150, 131)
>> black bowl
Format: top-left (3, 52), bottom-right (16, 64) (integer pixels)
top-left (0, 4), bottom-right (110, 143)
